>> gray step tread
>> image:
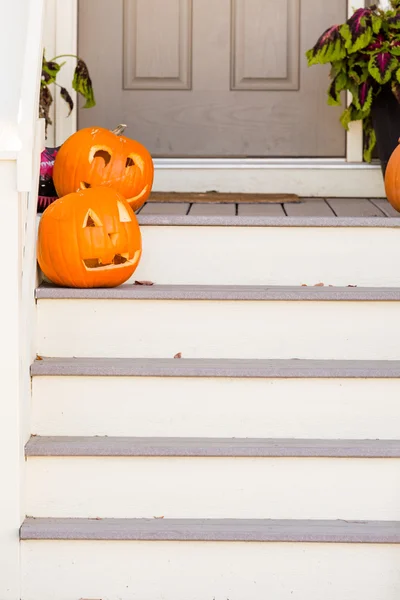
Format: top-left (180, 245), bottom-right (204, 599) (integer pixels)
top-left (25, 436), bottom-right (400, 458)
top-left (20, 517), bottom-right (400, 543)
top-left (137, 215), bottom-right (400, 228)
top-left (31, 357), bottom-right (400, 378)
top-left (35, 284), bottom-right (400, 301)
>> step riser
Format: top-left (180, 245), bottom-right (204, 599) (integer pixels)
top-left (32, 377), bottom-right (400, 439)
top-left (26, 457), bottom-right (400, 520)
top-left (37, 299), bottom-right (400, 359)
top-left (132, 226), bottom-right (400, 286)
top-left (21, 540), bottom-right (400, 600)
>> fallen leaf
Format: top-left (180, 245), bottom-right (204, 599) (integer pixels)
top-left (348, 285), bottom-right (358, 287)
top-left (301, 284), bottom-right (308, 287)
top-left (36, 355), bottom-right (43, 361)
top-left (135, 280), bottom-right (154, 286)
top-left (314, 283), bottom-right (325, 287)
top-left (174, 352), bottom-right (182, 359)
top-left (154, 516), bottom-right (164, 519)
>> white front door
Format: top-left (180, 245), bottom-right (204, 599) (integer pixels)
top-left (78, 0), bottom-right (347, 158)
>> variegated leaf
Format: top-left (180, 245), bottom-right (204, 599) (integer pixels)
top-left (368, 52), bottom-right (398, 83)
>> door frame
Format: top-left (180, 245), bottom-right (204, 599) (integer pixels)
top-left (44, 0), bottom-right (385, 197)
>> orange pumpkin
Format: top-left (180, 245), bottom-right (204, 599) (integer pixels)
top-left (53, 125), bottom-right (154, 211)
top-left (37, 187), bottom-right (142, 288)
top-left (385, 140), bottom-right (400, 212)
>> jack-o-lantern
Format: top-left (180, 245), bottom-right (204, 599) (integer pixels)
top-left (385, 140), bottom-right (400, 212)
top-left (53, 125), bottom-right (154, 211)
top-left (37, 187), bottom-right (142, 288)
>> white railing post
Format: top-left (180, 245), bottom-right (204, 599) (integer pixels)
top-left (0, 0), bottom-right (45, 597)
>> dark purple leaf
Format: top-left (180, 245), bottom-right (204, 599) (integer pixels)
top-left (60, 87), bottom-right (74, 116)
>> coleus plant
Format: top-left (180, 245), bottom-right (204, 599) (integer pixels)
top-left (306, 0), bottom-right (400, 161)
top-left (40, 52), bottom-right (95, 134)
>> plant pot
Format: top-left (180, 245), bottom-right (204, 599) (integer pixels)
top-left (371, 86), bottom-right (400, 177)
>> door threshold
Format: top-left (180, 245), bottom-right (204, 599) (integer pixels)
top-left (149, 192), bottom-right (300, 204)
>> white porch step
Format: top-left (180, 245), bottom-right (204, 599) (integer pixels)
top-left (36, 285), bottom-right (400, 360)
top-left (31, 358), bottom-right (400, 438)
top-left (25, 436), bottom-right (400, 520)
top-left (132, 214), bottom-right (400, 286)
top-left (20, 518), bottom-right (400, 600)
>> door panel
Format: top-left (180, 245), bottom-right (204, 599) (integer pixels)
top-left (78, 0), bottom-right (347, 157)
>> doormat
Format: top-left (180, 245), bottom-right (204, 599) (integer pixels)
top-left (149, 192), bottom-right (300, 204)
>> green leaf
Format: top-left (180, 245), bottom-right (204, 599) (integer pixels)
top-left (341, 21), bottom-right (373, 54)
top-left (363, 118), bottom-right (377, 162)
top-left (72, 59), bottom-right (96, 109)
top-left (372, 15), bottom-right (383, 34)
top-left (42, 59), bottom-right (62, 86)
top-left (340, 107), bottom-right (353, 130)
top-left (330, 60), bottom-right (346, 78)
top-left (392, 80), bottom-right (400, 103)
top-left (328, 71), bottom-right (349, 106)
top-left (390, 41), bottom-right (400, 55)
top-left (306, 25), bottom-right (346, 66)
top-left (340, 103), bottom-right (368, 131)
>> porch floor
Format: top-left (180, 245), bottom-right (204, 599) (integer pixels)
top-left (138, 198), bottom-right (397, 219)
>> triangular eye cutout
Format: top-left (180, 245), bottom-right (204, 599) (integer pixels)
top-left (83, 209), bottom-right (103, 228)
top-left (117, 201), bottom-right (132, 222)
top-left (126, 157), bottom-right (135, 167)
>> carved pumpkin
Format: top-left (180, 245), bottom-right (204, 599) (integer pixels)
top-left (37, 187), bottom-right (142, 288)
top-left (53, 125), bottom-right (154, 211)
top-left (385, 140), bottom-right (400, 212)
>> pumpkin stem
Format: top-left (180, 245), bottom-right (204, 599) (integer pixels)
top-left (112, 124), bottom-right (127, 136)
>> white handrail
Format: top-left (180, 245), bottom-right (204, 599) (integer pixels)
top-left (18, 0), bottom-right (45, 191)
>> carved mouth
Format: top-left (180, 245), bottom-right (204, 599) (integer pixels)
top-left (83, 250), bottom-right (141, 271)
top-left (126, 184), bottom-right (149, 206)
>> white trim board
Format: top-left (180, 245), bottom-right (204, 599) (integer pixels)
top-left (45, 0), bottom-right (386, 196)
top-left (153, 160), bottom-right (385, 197)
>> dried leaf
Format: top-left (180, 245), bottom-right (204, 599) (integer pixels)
top-left (348, 284), bottom-right (358, 287)
top-left (72, 59), bottom-right (96, 108)
top-left (36, 355), bottom-right (43, 361)
top-left (301, 284), bottom-right (308, 287)
top-left (314, 283), bottom-right (325, 287)
top-left (153, 516), bottom-right (164, 519)
top-left (134, 280), bottom-right (154, 286)
top-left (60, 86), bottom-right (74, 116)
top-left (174, 353), bottom-right (182, 359)
top-left (39, 85), bottom-right (53, 132)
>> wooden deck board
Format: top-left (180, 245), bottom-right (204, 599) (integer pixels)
top-left (238, 203), bottom-right (286, 217)
top-left (369, 198), bottom-right (400, 217)
top-left (188, 203), bottom-right (236, 216)
top-left (138, 198), bottom-right (395, 219)
top-left (284, 199), bottom-right (335, 217)
top-left (326, 198), bottom-right (386, 217)
top-left (138, 202), bottom-right (190, 215)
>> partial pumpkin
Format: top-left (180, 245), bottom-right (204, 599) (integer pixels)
top-left (37, 187), bottom-right (142, 288)
top-left (385, 140), bottom-right (400, 213)
top-left (53, 126), bottom-right (154, 211)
